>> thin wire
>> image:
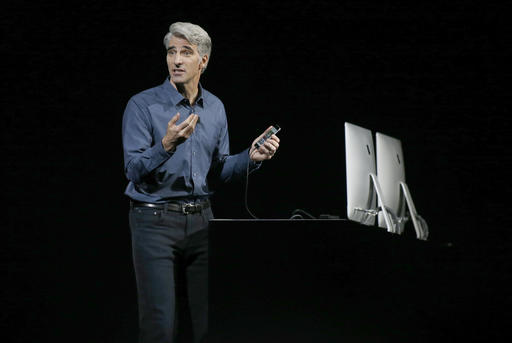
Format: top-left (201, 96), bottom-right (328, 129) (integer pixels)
top-left (291, 209), bottom-right (316, 219)
top-left (245, 148), bottom-right (316, 220)
top-left (244, 155), bottom-right (258, 219)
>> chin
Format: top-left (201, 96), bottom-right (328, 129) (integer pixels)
top-left (171, 77), bottom-right (187, 85)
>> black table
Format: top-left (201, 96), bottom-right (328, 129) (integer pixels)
top-left (209, 219), bottom-right (459, 342)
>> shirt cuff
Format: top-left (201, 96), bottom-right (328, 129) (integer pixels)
top-left (159, 140), bottom-right (176, 157)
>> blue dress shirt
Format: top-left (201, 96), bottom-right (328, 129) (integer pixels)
top-left (122, 78), bottom-right (259, 203)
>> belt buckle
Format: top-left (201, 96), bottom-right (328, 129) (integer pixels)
top-left (182, 203), bottom-right (197, 214)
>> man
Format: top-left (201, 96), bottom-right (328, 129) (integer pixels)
top-left (122, 22), bottom-right (280, 343)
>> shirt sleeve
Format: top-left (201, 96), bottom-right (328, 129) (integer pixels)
top-left (122, 98), bottom-right (174, 184)
top-left (211, 110), bottom-right (261, 184)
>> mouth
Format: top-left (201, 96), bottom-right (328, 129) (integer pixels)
top-left (172, 68), bottom-right (185, 75)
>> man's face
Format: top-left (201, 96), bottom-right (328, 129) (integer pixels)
top-left (166, 35), bottom-right (207, 87)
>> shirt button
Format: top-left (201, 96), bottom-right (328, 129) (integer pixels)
top-left (193, 151), bottom-right (196, 156)
top-left (193, 172), bottom-right (197, 177)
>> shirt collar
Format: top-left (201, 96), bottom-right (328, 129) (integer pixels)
top-left (162, 77), bottom-right (205, 108)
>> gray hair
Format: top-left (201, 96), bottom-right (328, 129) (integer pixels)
top-left (163, 22), bottom-right (212, 73)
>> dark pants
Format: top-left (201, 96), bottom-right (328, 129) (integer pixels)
top-left (129, 204), bottom-right (212, 343)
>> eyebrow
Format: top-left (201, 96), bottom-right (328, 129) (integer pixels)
top-left (167, 45), bottom-right (194, 51)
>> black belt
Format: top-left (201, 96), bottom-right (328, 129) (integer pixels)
top-left (131, 199), bottom-right (210, 214)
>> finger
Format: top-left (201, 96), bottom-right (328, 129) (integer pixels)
top-left (187, 114), bottom-right (199, 132)
top-left (264, 126), bottom-right (275, 138)
top-left (176, 113), bottom-right (195, 130)
top-left (190, 114), bottom-right (199, 128)
top-left (260, 146), bottom-right (274, 159)
top-left (263, 141), bottom-right (277, 154)
top-left (181, 115), bottom-right (199, 136)
top-left (266, 138), bottom-right (279, 150)
top-left (169, 112), bottom-right (180, 126)
top-left (256, 126), bottom-right (274, 140)
top-left (258, 145), bottom-right (272, 156)
top-left (270, 134), bottom-right (280, 143)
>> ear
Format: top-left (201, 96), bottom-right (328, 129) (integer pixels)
top-left (200, 54), bottom-right (209, 69)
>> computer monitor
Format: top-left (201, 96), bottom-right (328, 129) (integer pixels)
top-left (375, 133), bottom-right (406, 231)
top-left (345, 123), bottom-right (377, 226)
top-left (376, 132), bottom-right (429, 240)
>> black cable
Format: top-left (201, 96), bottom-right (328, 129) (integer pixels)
top-left (244, 156), bottom-right (258, 219)
top-left (290, 209), bottom-right (316, 219)
top-left (244, 137), bottom-right (317, 220)
top-left (245, 156), bottom-right (317, 220)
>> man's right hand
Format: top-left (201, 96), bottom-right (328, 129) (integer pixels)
top-left (161, 112), bottom-right (199, 152)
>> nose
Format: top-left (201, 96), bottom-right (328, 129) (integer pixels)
top-left (174, 53), bottom-right (182, 65)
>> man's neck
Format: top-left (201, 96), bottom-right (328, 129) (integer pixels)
top-left (171, 79), bottom-right (199, 106)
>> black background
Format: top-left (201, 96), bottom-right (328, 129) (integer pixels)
top-left (3, 1), bottom-right (511, 342)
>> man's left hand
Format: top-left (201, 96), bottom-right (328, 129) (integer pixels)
top-left (249, 126), bottom-right (280, 162)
